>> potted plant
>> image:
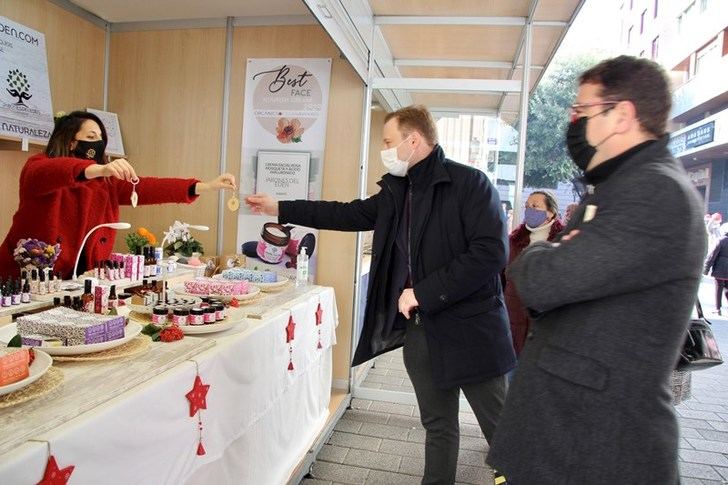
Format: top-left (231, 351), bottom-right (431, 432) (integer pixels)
top-left (125, 227), bottom-right (157, 255)
top-left (163, 221), bottom-right (204, 263)
top-left (13, 238), bottom-right (61, 274)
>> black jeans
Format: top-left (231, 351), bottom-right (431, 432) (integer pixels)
top-left (403, 317), bottom-right (508, 485)
top-left (715, 278), bottom-right (728, 311)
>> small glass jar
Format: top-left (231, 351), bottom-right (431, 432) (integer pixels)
top-left (203, 306), bottom-right (216, 324)
top-left (152, 306), bottom-right (168, 325)
top-left (189, 307), bottom-right (205, 326)
top-left (214, 303), bottom-right (226, 321)
top-left (173, 308), bottom-right (190, 326)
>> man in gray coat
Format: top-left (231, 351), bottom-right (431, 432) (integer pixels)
top-left (487, 56), bottom-right (706, 484)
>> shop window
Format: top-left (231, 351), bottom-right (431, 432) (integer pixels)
top-left (654, 0), bottom-right (659, 18)
top-left (640, 10), bottom-right (646, 34)
top-left (710, 165), bottom-right (722, 203)
top-left (652, 36), bottom-right (659, 59)
top-left (628, 25), bottom-right (633, 45)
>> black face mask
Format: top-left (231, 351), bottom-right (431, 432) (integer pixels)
top-left (566, 116), bottom-right (595, 171)
top-left (72, 139), bottom-right (107, 164)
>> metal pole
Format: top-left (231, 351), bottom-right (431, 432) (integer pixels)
top-left (349, 22), bottom-right (375, 394)
top-left (217, 17), bottom-right (234, 255)
top-left (512, 20), bottom-right (532, 227)
top-left (103, 22), bottom-right (110, 110)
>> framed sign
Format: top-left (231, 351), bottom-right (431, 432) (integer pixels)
top-left (86, 108), bottom-right (125, 157)
top-left (255, 150), bottom-right (310, 200)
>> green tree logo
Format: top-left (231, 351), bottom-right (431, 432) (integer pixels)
top-left (6, 69), bottom-right (32, 105)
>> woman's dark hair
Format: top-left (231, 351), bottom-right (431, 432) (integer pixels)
top-left (45, 110), bottom-right (108, 158)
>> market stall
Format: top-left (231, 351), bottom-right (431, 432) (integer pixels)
top-left (0, 280), bottom-right (337, 484)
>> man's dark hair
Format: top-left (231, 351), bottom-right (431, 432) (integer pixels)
top-left (579, 55), bottom-right (671, 137)
top-left (45, 110), bottom-right (108, 158)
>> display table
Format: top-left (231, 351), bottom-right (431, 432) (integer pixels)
top-left (0, 285), bottom-right (338, 484)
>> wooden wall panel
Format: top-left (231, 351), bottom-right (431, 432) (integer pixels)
top-left (107, 29), bottom-right (226, 254)
top-left (0, 0), bottom-right (104, 244)
top-left (367, 109), bottom-right (387, 197)
top-left (223, 25), bottom-right (364, 382)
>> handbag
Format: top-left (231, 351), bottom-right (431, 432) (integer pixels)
top-left (676, 300), bottom-right (723, 371)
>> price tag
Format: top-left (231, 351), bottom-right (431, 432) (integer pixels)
top-left (130, 178), bottom-right (140, 208)
top-left (227, 194), bottom-right (240, 212)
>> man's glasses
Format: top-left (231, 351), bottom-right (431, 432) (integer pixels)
top-left (569, 101), bottom-right (620, 122)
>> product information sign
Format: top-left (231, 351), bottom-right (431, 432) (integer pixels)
top-left (237, 59), bottom-right (331, 281)
top-left (0, 16), bottom-right (53, 143)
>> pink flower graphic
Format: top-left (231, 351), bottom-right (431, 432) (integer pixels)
top-left (276, 118), bottom-right (304, 143)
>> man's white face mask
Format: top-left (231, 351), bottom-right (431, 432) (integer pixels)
top-left (380, 135), bottom-right (414, 177)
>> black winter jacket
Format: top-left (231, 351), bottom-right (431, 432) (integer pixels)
top-left (706, 236), bottom-right (728, 279)
top-left (279, 145), bottom-right (516, 389)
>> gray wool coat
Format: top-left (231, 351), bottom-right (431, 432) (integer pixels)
top-left (487, 137), bottom-right (707, 485)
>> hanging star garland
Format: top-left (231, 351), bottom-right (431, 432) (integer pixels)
top-left (186, 365), bottom-right (210, 456)
top-left (37, 455), bottom-right (74, 485)
top-left (186, 374), bottom-right (210, 417)
top-left (286, 315), bottom-right (296, 371)
top-left (315, 302), bottom-right (324, 350)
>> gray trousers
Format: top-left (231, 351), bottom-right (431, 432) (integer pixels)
top-left (403, 318), bottom-right (508, 485)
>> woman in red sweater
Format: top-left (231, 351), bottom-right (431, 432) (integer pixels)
top-left (0, 111), bottom-right (235, 279)
top-left (504, 191), bottom-right (564, 356)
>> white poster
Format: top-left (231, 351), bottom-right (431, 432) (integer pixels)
top-left (237, 58), bottom-right (332, 281)
top-left (256, 151), bottom-right (310, 200)
top-left (87, 108), bottom-right (125, 157)
top-left (0, 16), bottom-right (53, 143)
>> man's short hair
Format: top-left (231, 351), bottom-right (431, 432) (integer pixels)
top-left (579, 55), bottom-right (671, 137)
top-left (384, 105), bottom-right (439, 145)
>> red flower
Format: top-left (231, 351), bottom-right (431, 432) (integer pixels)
top-left (229, 298), bottom-right (240, 308)
top-left (275, 118), bottom-right (304, 143)
top-left (160, 325), bottom-right (184, 342)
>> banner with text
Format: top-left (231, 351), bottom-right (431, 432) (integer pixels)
top-left (237, 58), bottom-right (331, 281)
top-left (0, 16), bottom-right (53, 143)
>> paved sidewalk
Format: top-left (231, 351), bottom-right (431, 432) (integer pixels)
top-left (303, 277), bottom-right (728, 484)
top-left (677, 278), bottom-right (728, 484)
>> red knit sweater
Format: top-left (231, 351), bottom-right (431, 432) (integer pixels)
top-left (0, 154), bottom-right (200, 279)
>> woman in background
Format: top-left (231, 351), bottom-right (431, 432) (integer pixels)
top-left (0, 110), bottom-right (236, 279)
top-left (504, 191), bottom-right (564, 356)
top-left (705, 227), bottom-right (728, 315)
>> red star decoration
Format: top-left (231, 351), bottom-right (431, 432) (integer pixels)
top-left (315, 304), bottom-right (323, 326)
top-left (37, 455), bottom-right (74, 485)
top-left (185, 375), bottom-right (210, 417)
top-left (286, 315), bottom-right (296, 343)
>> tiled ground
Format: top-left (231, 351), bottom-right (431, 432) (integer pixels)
top-left (302, 278), bottom-right (728, 484)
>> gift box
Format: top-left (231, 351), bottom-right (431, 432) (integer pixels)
top-left (17, 308), bottom-right (126, 346)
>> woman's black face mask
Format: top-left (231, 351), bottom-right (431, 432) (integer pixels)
top-left (72, 139), bottom-right (107, 164)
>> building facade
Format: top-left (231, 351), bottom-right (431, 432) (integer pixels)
top-left (622, 0), bottom-right (728, 216)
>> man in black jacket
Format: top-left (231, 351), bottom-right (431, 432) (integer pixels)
top-left (247, 105), bottom-right (516, 484)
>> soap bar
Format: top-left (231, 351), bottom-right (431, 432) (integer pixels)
top-left (0, 348), bottom-right (30, 386)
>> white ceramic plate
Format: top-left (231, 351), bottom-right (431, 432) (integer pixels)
top-left (178, 318), bottom-right (242, 334)
top-left (0, 349), bottom-right (53, 396)
top-left (172, 284), bottom-right (261, 303)
top-left (212, 273), bottom-right (289, 291)
top-left (40, 322), bottom-right (143, 356)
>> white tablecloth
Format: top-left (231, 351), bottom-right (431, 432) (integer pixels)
top-left (0, 286), bottom-right (337, 485)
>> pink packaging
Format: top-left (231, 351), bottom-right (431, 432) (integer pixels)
top-left (94, 285), bottom-right (109, 314)
top-left (125, 254), bottom-right (135, 280)
top-left (136, 255), bottom-right (144, 281)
